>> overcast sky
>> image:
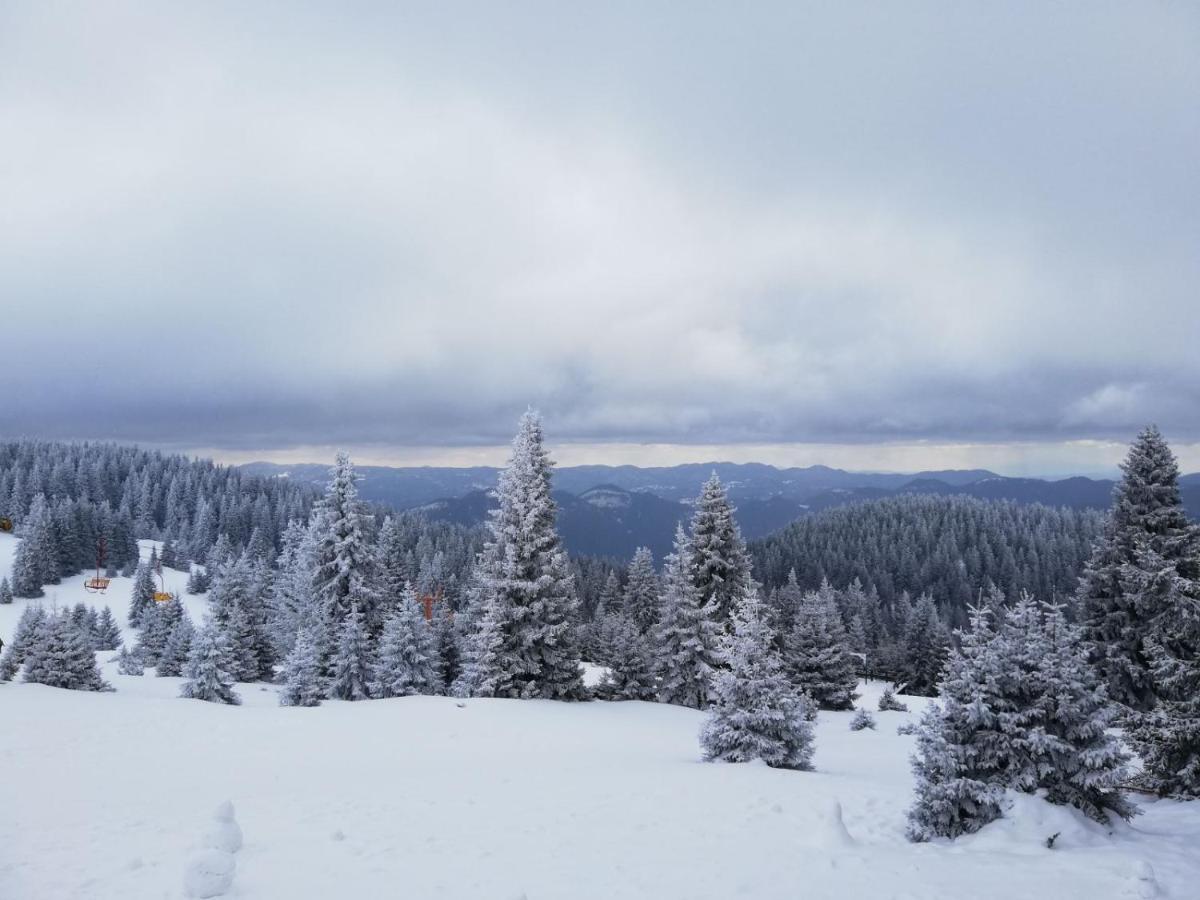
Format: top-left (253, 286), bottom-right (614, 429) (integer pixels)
top-left (2, 2), bottom-right (1197, 475)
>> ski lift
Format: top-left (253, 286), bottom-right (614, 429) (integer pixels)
top-left (152, 553), bottom-right (172, 603)
top-left (0, 516), bottom-right (12, 533)
top-left (83, 536), bottom-right (111, 594)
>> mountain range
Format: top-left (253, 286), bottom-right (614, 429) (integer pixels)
top-left (240, 461), bottom-right (1200, 560)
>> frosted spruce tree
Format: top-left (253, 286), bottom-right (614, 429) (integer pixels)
top-left (654, 524), bottom-right (721, 709)
top-left (700, 591), bottom-right (815, 770)
top-left (0, 577), bottom-right (12, 605)
top-left (431, 600), bottom-right (460, 693)
top-left (328, 601), bottom-right (372, 701)
top-left (93, 606), bottom-right (122, 651)
top-left (688, 474), bottom-right (755, 624)
top-left (312, 453), bottom-right (382, 632)
top-left (906, 606), bottom-right (1007, 841)
top-left (371, 589), bottom-right (438, 698)
top-left (597, 614), bottom-right (657, 701)
top-left (898, 593), bottom-right (948, 696)
top-left (180, 619), bottom-right (241, 705)
top-left (596, 571), bottom-right (622, 619)
top-left (783, 580), bottom-right (858, 710)
top-left (622, 547), bottom-right (661, 633)
top-left (156, 614), bottom-right (195, 677)
top-left (1126, 538), bottom-right (1200, 795)
top-left (1080, 426), bottom-right (1200, 711)
top-left (1031, 601), bottom-right (1137, 819)
top-left (270, 518), bottom-right (326, 661)
top-left (467, 412), bottom-right (586, 700)
top-left (0, 603), bottom-right (48, 680)
top-left (22, 611), bottom-right (110, 691)
top-left (279, 625), bottom-right (325, 707)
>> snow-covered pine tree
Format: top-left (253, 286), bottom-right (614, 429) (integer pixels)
top-left (654, 524), bottom-right (721, 709)
top-left (1126, 537), bottom-right (1200, 795)
top-left (783, 581), bottom-right (859, 710)
top-left (700, 590), bottom-right (814, 770)
top-left (279, 625), bottom-right (324, 707)
top-left (312, 452), bottom-right (381, 632)
top-left (186, 566), bottom-right (211, 595)
top-left (93, 606), bottom-right (122, 651)
top-left (0, 603), bottom-right (48, 680)
top-left (898, 593), bottom-right (948, 697)
top-left (156, 614), bottom-right (195, 677)
top-left (622, 547), bottom-right (661, 633)
top-left (10, 529), bottom-right (45, 598)
top-left (906, 606), bottom-right (1006, 841)
top-left (1031, 601), bottom-right (1137, 819)
top-left (180, 619), bottom-right (240, 705)
top-left (269, 518), bottom-right (322, 659)
top-left (878, 687), bottom-right (908, 712)
top-left (469, 412), bottom-right (586, 700)
top-left (598, 614), bottom-right (657, 701)
top-left (371, 588), bottom-right (438, 698)
top-left (596, 570), bottom-right (622, 619)
top-left (0, 577), bottom-right (12, 605)
top-left (1080, 426), bottom-right (1200, 711)
top-left (129, 562), bottom-right (157, 627)
top-left (328, 601), bottom-right (372, 701)
top-left (23, 611), bottom-right (110, 691)
top-left (688, 474), bottom-right (754, 624)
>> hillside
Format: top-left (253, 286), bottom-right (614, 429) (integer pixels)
top-left (2, 528), bottom-right (1195, 900)
top-left (244, 460), bottom-right (1199, 560)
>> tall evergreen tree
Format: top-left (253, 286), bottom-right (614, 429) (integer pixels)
top-left (156, 614), bottom-right (196, 677)
top-left (312, 453), bottom-right (381, 631)
top-left (688, 474), bottom-right (754, 623)
top-left (0, 577), bottom-right (12, 605)
top-left (783, 581), bottom-right (858, 710)
top-left (654, 524), bottom-right (721, 709)
top-left (700, 591), bottom-right (815, 770)
top-left (1080, 426), bottom-right (1200, 711)
top-left (93, 606), bottom-right (122, 651)
top-left (129, 562), bottom-right (157, 627)
top-left (898, 593), bottom-right (949, 696)
top-left (0, 603), bottom-right (48, 680)
top-left (469, 412), bottom-right (585, 700)
top-left (597, 614), bottom-right (657, 701)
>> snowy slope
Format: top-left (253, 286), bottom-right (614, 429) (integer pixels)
top-left (2, 534), bottom-right (1199, 899)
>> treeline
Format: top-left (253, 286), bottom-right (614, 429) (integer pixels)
top-left (749, 494), bottom-right (1103, 627)
top-left (0, 441), bottom-right (316, 595)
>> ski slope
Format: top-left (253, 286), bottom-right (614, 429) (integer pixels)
top-left (2, 531), bottom-right (1199, 900)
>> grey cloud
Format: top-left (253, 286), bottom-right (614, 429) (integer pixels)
top-left (0, 2), bottom-right (1197, 452)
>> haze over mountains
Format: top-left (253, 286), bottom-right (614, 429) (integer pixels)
top-left (241, 461), bottom-right (1200, 560)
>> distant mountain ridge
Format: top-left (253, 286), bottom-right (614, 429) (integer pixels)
top-left (240, 461), bottom-right (1200, 560)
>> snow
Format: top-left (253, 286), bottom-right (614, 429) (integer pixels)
top-left (3, 535), bottom-right (1200, 899)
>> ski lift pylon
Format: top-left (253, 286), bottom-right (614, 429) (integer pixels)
top-left (83, 536), bottom-right (111, 594)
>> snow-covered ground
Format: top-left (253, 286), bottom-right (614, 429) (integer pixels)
top-left (2, 531), bottom-right (1198, 899)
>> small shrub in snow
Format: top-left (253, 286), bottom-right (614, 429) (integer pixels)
top-left (896, 722), bottom-right (918, 736)
top-left (700, 591), bottom-right (815, 770)
top-left (878, 687), bottom-right (908, 712)
top-left (850, 709), bottom-right (876, 731)
top-left (118, 645), bottom-right (144, 676)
